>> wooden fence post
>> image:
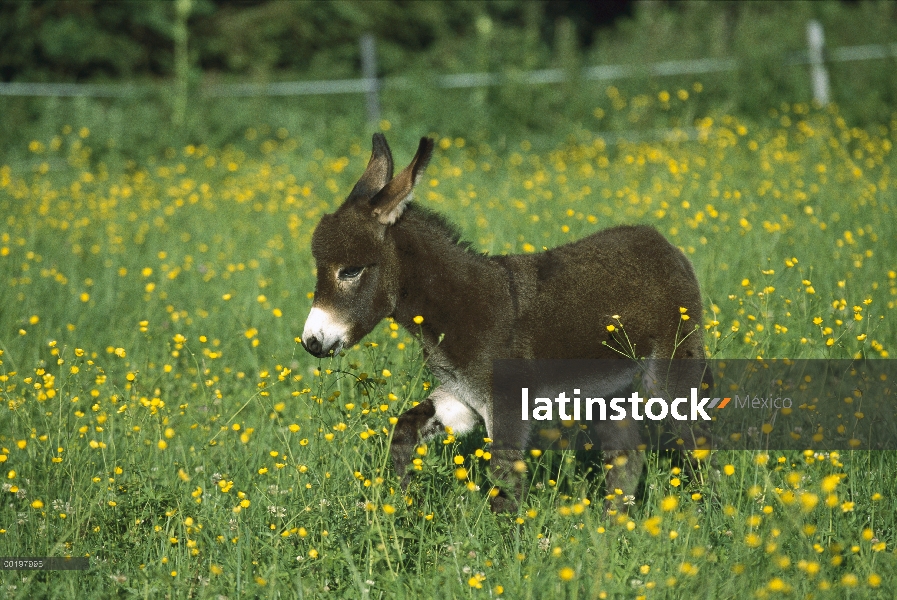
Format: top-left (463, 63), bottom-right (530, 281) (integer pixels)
top-left (173, 0), bottom-right (192, 126)
top-left (806, 20), bottom-right (830, 106)
top-left (360, 33), bottom-right (381, 127)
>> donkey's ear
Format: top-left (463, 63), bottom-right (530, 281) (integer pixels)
top-left (370, 137), bottom-right (434, 225)
top-left (347, 133), bottom-right (394, 201)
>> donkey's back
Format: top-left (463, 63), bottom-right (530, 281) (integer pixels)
top-left (495, 224), bottom-right (704, 362)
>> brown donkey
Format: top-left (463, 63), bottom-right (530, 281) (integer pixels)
top-left (302, 134), bottom-right (710, 512)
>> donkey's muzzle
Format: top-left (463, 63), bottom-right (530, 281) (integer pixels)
top-left (301, 306), bottom-right (349, 358)
top-left (301, 335), bottom-right (343, 358)
top-left (301, 335), bottom-right (329, 358)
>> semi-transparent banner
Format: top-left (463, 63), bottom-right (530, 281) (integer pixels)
top-left (491, 359), bottom-right (896, 451)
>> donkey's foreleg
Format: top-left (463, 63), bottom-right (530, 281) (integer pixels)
top-left (487, 409), bottom-right (532, 514)
top-left (486, 448), bottom-right (527, 514)
top-left (390, 389), bottom-right (478, 488)
top-left (390, 398), bottom-right (437, 489)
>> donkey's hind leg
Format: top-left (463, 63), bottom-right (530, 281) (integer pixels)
top-left (390, 388), bottom-right (479, 488)
top-left (592, 412), bottom-right (646, 512)
top-left (642, 355), bottom-right (717, 484)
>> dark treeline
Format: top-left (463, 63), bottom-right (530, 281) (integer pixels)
top-left (4, 1), bottom-right (895, 84)
top-left (0, 0), bottom-right (634, 82)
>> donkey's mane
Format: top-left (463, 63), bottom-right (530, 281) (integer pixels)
top-left (402, 203), bottom-right (478, 254)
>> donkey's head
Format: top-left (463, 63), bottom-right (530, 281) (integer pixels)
top-left (301, 134), bottom-right (434, 357)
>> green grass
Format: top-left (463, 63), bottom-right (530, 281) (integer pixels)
top-left (1, 102), bottom-right (896, 598)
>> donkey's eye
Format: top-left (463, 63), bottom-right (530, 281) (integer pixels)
top-left (338, 266), bottom-right (364, 280)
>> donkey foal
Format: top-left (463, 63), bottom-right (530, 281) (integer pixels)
top-left (302, 134), bottom-right (710, 513)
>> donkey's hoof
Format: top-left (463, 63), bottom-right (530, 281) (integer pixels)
top-left (489, 492), bottom-right (519, 515)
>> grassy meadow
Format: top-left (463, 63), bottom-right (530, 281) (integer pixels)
top-left (1, 92), bottom-right (896, 598)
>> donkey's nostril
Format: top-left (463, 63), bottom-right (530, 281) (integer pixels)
top-left (304, 336), bottom-right (323, 356)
